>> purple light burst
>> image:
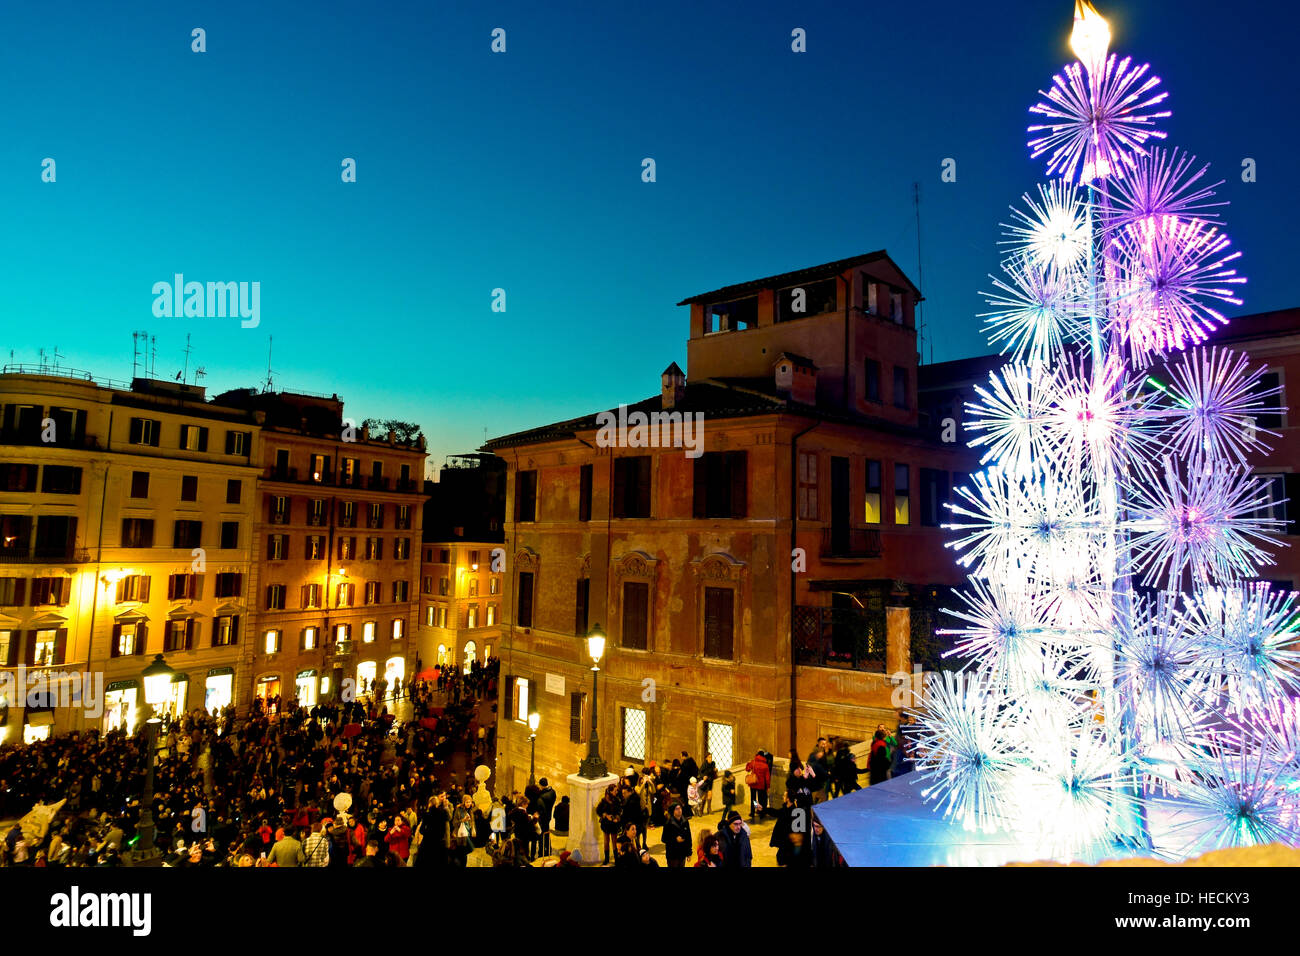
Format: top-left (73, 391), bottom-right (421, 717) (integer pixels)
top-left (1099, 147), bottom-right (1227, 235)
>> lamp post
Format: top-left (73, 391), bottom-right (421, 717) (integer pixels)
top-left (130, 653), bottom-right (173, 867)
top-left (578, 624), bottom-right (607, 779)
top-left (528, 710), bottom-right (540, 786)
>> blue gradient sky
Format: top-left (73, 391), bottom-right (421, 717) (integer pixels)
top-left (3, 0), bottom-right (1297, 475)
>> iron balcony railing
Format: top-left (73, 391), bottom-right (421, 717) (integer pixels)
top-left (793, 605), bottom-right (887, 672)
top-left (0, 547), bottom-right (93, 564)
top-left (820, 527), bottom-right (883, 559)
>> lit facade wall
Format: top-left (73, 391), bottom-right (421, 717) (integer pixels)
top-left (415, 540), bottom-right (503, 674)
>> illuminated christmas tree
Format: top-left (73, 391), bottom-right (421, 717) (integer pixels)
top-left (912, 0), bottom-right (1300, 858)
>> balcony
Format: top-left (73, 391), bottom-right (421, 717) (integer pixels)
top-left (396, 479), bottom-right (419, 493)
top-left (820, 527), bottom-right (883, 559)
top-left (0, 546), bottom-right (92, 564)
top-left (793, 605), bottom-right (887, 672)
top-left (266, 466), bottom-right (298, 482)
top-left (367, 475), bottom-right (390, 491)
top-left (331, 640), bottom-right (355, 660)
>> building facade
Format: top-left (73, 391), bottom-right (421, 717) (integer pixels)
top-left (416, 541), bottom-right (505, 674)
top-left (485, 252), bottom-right (980, 795)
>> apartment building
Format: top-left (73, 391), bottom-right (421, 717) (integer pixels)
top-left (484, 251), bottom-right (980, 794)
top-left (0, 371), bottom-right (261, 742)
top-left (214, 389), bottom-right (426, 707)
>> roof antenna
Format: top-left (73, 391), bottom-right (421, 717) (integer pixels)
top-left (181, 333), bottom-right (194, 384)
top-left (263, 335), bottom-right (274, 393)
top-left (913, 181), bottom-right (930, 365)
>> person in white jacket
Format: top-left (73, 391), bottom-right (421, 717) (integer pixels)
top-left (489, 798), bottom-right (507, 843)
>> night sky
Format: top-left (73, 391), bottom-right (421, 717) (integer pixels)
top-left (3, 0), bottom-right (1296, 473)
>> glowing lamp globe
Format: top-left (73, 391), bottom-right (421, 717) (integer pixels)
top-left (528, 711), bottom-right (540, 733)
top-left (141, 654), bottom-right (175, 708)
top-left (586, 625), bottom-right (606, 664)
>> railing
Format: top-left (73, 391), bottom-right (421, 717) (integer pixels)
top-left (396, 479), bottom-right (419, 493)
top-left (820, 527), bottom-right (883, 559)
top-left (0, 430), bottom-right (101, 450)
top-left (793, 605), bottom-right (887, 672)
top-left (0, 547), bottom-right (93, 564)
top-left (368, 475), bottom-right (390, 490)
top-left (1, 364), bottom-right (134, 391)
top-left (266, 466), bottom-right (299, 482)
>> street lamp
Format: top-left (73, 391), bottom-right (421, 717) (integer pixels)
top-left (528, 710), bottom-right (540, 786)
top-left (578, 624), bottom-right (608, 779)
top-left (129, 653), bottom-right (173, 866)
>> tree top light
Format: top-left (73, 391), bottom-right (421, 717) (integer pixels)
top-left (1070, 0), bottom-right (1111, 77)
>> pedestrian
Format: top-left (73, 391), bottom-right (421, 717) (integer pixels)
top-left (663, 802), bottom-right (692, 868)
top-left (698, 753), bottom-right (716, 815)
top-left (303, 821), bottom-right (330, 867)
top-left (717, 811), bottom-right (752, 868)
top-left (869, 729), bottom-right (892, 785)
top-left (745, 750), bottom-right (771, 821)
top-left (720, 770), bottom-right (737, 823)
top-left (596, 785), bottom-right (621, 866)
top-left (537, 777), bottom-right (556, 857)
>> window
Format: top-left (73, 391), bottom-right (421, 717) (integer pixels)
top-left (267, 534), bottom-right (287, 561)
top-left (226, 479), bottom-right (242, 504)
top-left (439, 576), bottom-right (450, 596)
top-left (517, 571), bottom-right (535, 628)
top-left (469, 578), bottom-right (479, 597)
top-left (776, 279), bottom-right (837, 322)
top-left (338, 536), bottom-right (356, 560)
top-left (212, 615), bottom-right (240, 647)
top-left (220, 522), bottom-right (239, 550)
top-left (703, 587), bottom-right (735, 660)
top-left (165, 619), bottom-right (195, 652)
top-left (181, 475), bottom-right (198, 501)
top-left (173, 520), bottom-right (203, 549)
top-left (487, 603), bottom-right (497, 626)
top-left (893, 367), bottom-right (909, 409)
top-left (575, 577), bottom-right (590, 636)
top-left (1, 463), bottom-right (36, 492)
top-left (35, 515), bottom-right (76, 557)
top-left (439, 549), bottom-right (451, 564)
top-left (214, 573), bottom-right (243, 599)
top-left (368, 538), bottom-right (384, 561)
top-left (302, 583), bottom-right (322, 609)
top-left (30, 577), bottom-right (69, 606)
top-left (391, 618), bottom-right (404, 640)
top-left (396, 505), bottom-right (411, 530)
top-left (225, 430), bottom-right (250, 456)
top-left (920, 467), bottom-right (950, 527)
top-left (693, 452), bottom-right (746, 519)
top-left (363, 621), bottom-right (376, 643)
top-left (309, 454), bottom-right (330, 482)
top-left (0, 515), bottom-right (31, 555)
top-left (368, 503), bottom-right (384, 528)
top-left (894, 463), bottom-right (911, 525)
top-left (180, 424), bottom-right (208, 452)
top-left (704, 296), bottom-right (757, 333)
top-left (515, 470), bottom-right (538, 522)
top-left (570, 691), bottom-right (586, 743)
top-left (425, 605), bottom-right (435, 626)
top-left (394, 538), bottom-right (410, 560)
top-left (306, 536), bottom-right (325, 560)
top-left (437, 606), bottom-right (448, 628)
top-left (1255, 371), bottom-right (1285, 430)
top-left (264, 630), bottom-right (282, 654)
top-left (613, 456), bottom-right (652, 519)
top-left (798, 451), bottom-right (819, 520)
top-left (340, 501), bottom-right (357, 528)
top-left (337, 582), bottom-right (355, 607)
top-left (365, 581), bottom-right (381, 604)
top-left (266, 584), bottom-right (287, 610)
top-left (865, 460), bottom-right (882, 523)
top-left (301, 627), bottom-right (318, 651)
top-left (621, 706), bottom-right (647, 761)
top-left (111, 622), bottom-right (144, 658)
top-left (422, 574), bottom-right (432, 594)
top-left (267, 495), bottom-right (290, 524)
top-left (168, 573), bottom-right (198, 601)
top-left (1255, 473), bottom-right (1287, 525)
top-left (335, 623), bottom-right (351, 645)
top-left (891, 291), bottom-right (904, 323)
top-left (41, 465), bottom-right (81, 495)
top-left (469, 550), bottom-right (480, 568)
top-left (115, 574), bottom-right (150, 603)
top-left (467, 605), bottom-right (478, 628)
top-left (622, 581), bottom-right (650, 650)
top-left (865, 279), bottom-right (878, 315)
top-left (0, 579), bottom-right (25, 607)
top-left (490, 577), bottom-right (500, 595)
top-left (392, 580), bottom-right (409, 602)
top-left (864, 359), bottom-right (881, 403)
top-left (128, 417), bottom-right (161, 447)
top-left (130, 471), bottom-right (150, 498)
top-left (308, 499), bottom-right (326, 526)
top-left (514, 676), bottom-right (534, 723)
top-left (341, 457), bottom-right (359, 484)
top-left (32, 629), bottom-right (61, 666)
top-left (121, 518), bottom-right (154, 548)
top-left (579, 463), bottom-right (593, 522)
top-left (704, 721), bottom-right (735, 772)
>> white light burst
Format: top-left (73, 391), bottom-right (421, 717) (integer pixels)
top-left (1001, 181), bottom-right (1089, 273)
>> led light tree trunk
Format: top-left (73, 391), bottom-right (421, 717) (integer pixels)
top-left (913, 1), bottom-right (1300, 859)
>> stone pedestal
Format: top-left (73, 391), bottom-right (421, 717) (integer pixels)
top-left (886, 605), bottom-right (911, 680)
top-left (565, 771), bottom-right (619, 865)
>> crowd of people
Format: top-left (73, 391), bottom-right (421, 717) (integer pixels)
top-left (0, 653), bottom-right (909, 869)
top-left (0, 657), bottom-right (503, 868)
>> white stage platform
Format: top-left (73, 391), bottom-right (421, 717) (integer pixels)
top-left (813, 773), bottom-right (1217, 866)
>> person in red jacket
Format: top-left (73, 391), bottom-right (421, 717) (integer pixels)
top-left (745, 751), bottom-right (771, 822)
top-left (385, 815), bottom-right (412, 864)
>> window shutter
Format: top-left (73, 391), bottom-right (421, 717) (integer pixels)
top-left (116, 578), bottom-right (125, 603)
top-left (185, 618), bottom-right (196, 650)
top-left (693, 457), bottom-right (708, 519)
top-left (211, 617), bottom-right (219, 648)
top-left (528, 679), bottom-right (537, 717)
top-left (506, 673), bottom-right (515, 717)
top-left (636, 457), bottom-right (652, 517)
top-left (575, 578), bottom-right (589, 636)
top-left (168, 575), bottom-right (177, 601)
top-left (12, 579), bottom-right (25, 607)
top-left (729, 451), bottom-right (748, 518)
top-left (230, 615), bottom-right (240, 644)
top-left (140, 576), bottom-right (151, 602)
top-left (58, 578), bottom-right (70, 606)
top-left (612, 460), bottom-right (628, 519)
top-left (53, 628), bottom-right (67, 666)
top-left (4, 634), bottom-right (18, 667)
top-left (233, 574), bottom-right (242, 599)
top-left (135, 622), bottom-right (148, 655)
top-left (111, 623), bottom-right (122, 658)
top-left (24, 630), bottom-right (36, 667)
top-left (570, 691), bottom-right (584, 743)
top-left (197, 427), bottom-right (209, 452)
top-left (129, 418), bottom-right (142, 444)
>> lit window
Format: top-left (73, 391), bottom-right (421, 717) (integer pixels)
top-left (302, 627), bottom-right (318, 651)
top-left (391, 618), bottom-right (403, 640)
top-left (894, 463), bottom-right (911, 525)
top-left (705, 721), bottom-right (735, 772)
top-left (515, 676), bottom-right (530, 722)
top-left (264, 630), bottom-right (281, 654)
top-left (621, 707), bottom-right (647, 762)
top-left (363, 621), bottom-right (376, 643)
top-left (865, 460), bottom-right (882, 524)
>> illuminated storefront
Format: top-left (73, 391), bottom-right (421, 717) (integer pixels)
top-left (384, 655), bottom-right (405, 687)
top-left (205, 667), bottom-right (234, 714)
top-left (104, 680), bottom-right (139, 733)
top-left (462, 640), bottom-right (477, 673)
top-left (162, 673), bottom-right (189, 720)
top-left (356, 660), bottom-right (377, 694)
top-left (256, 674), bottom-right (281, 711)
top-left (295, 669), bottom-right (318, 707)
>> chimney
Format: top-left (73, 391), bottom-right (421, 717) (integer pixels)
top-left (774, 353), bottom-right (818, 406)
top-left (661, 362), bottom-right (686, 409)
